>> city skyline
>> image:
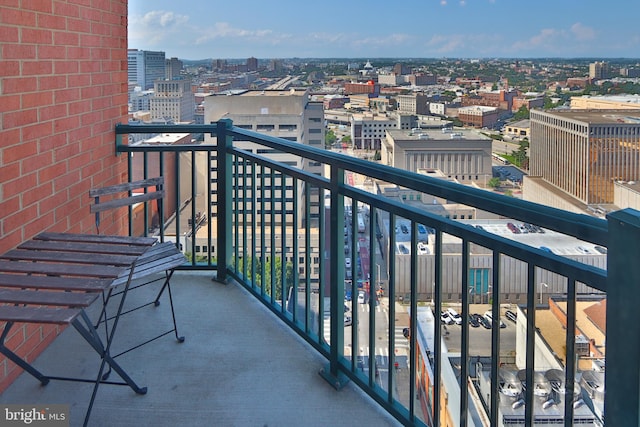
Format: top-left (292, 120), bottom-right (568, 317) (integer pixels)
top-left (129, 0), bottom-right (640, 60)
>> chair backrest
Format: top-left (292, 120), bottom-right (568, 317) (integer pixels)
top-left (89, 177), bottom-right (165, 235)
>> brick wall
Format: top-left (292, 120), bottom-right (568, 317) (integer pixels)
top-left (0, 0), bottom-right (129, 392)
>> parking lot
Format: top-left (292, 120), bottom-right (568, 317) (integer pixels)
top-left (439, 304), bottom-right (518, 358)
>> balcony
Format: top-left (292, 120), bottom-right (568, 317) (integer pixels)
top-left (2, 121), bottom-right (638, 426)
top-left (0, 271), bottom-right (398, 426)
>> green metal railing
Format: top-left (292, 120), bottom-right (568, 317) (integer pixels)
top-left (116, 121), bottom-right (639, 427)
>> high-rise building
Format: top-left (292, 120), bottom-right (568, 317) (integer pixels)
top-left (247, 57), bottom-right (258, 72)
top-left (529, 109), bottom-right (640, 206)
top-left (165, 57), bottom-right (183, 80)
top-left (205, 89), bottom-right (325, 226)
top-left (150, 79), bottom-right (196, 123)
top-left (128, 49), bottom-right (166, 90)
top-left (589, 61), bottom-right (610, 80)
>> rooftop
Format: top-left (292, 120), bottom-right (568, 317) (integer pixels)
top-left (0, 272), bottom-right (399, 427)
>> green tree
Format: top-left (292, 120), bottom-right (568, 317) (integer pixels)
top-left (325, 129), bottom-right (337, 147)
top-left (488, 177), bottom-right (501, 189)
top-left (512, 105), bottom-right (530, 120)
top-left (341, 135), bottom-right (352, 144)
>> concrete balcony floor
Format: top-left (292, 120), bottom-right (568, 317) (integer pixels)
top-left (0, 272), bottom-right (399, 426)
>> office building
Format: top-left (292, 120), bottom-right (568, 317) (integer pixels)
top-left (529, 109), bottom-right (640, 207)
top-left (382, 128), bottom-right (492, 182)
top-left (350, 113), bottom-right (414, 150)
top-left (458, 106), bottom-right (499, 128)
top-left (128, 49), bottom-right (166, 90)
top-left (165, 57), bottom-right (183, 80)
top-left (247, 57), bottom-right (258, 72)
top-left (397, 93), bottom-right (429, 115)
top-left (589, 61), bottom-right (610, 80)
top-left (204, 89), bottom-right (325, 226)
top-left (150, 79), bottom-right (196, 123)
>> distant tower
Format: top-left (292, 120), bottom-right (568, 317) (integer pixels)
top-left (128, 49), bottom-right (166, 90)
top-left (247, 57), bottom-right (258, 72)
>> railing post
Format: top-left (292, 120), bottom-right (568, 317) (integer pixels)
top-left (320, 165), bottom-right (348, 389)
top-left (215, 119), bottom-right (234, 283)
top-left (605, 208), bottom-right (640, 426)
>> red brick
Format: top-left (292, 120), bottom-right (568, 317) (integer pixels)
top-left (4, 140), bottom-right (37, 163)
top-left (2, 76), bottom-right (38, 94)
top-left (40, 132), bottom-right (67, 153)
top-left (53, 116), bottom-right (80, 134)
top-left (67, 73), bottom-right (90, 87)
top-left (3, 325), bottom-right (26, 352)
top-left (54, 87), bottom-right (81, 103)
top-left (3, 171), bottom-right (37, 197)
top-left (38, 162), bottom-right (67, 184)
top-left (52, 1), bottom-right (80, 18)
top-left (67, 17), bottom-right (90, 33)
top-left (24, 212), bottom-right (56, 238)
top-left (21, 28), bottom-right (52, 44)
top-left (0, 25), bottom-right (19, 42)
top-left (21, 0), bottom-right (53, 13)
top-left (21, 121), bottom-right (53, 142)
top-left (22, 91), bottom-right (52, 109)
top-left (37, 45), bottom-right (67, 60)
top-left (3, 108), bottom-right (38, 128)
top-left (53, 31), bottom-right (79, 46)
top-left (67, 46), bottom-right (91, 60)
top-left (53, 170), bottom-right (81, 193)
top-left (22, 156), bottom-right (52, 179)
top-left (79, 60), bottom-right (100, 73)
top-left (21, 60), bottom-right (53, 76)
top-left (39, 75), bottom-right (67, 91)
top-left (39, 104), bottom-right (67, 122)
top-left (4, 203), bottom-right (38, 232)
top-left (0, 9), bottom-right (37, 26)
top-left (2, 43), bottom-right (36, 60)
top-left (37, 13), bottom-right (67, 30)
top-left (0, 95), bottom-right (20, 113)
top-left (0, 60), bottom-right (20, 77)
top-left (0, 230), bottom-right (22, 256)
top-left (53, 61), bottom-right (79, 75)
top-left (0, 196), bottom-right (21, 222)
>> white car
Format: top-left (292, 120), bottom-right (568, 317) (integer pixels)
top-left (357, 292), bottom-right (366, 304)
top-left (345, 257), bottom-right (351, 269)
top-left (484, 310), bottom-right (506, 328)
top-left (446, 308), bottom-right (463, 325)
top-left (440, 311), bottom-right (454, 325)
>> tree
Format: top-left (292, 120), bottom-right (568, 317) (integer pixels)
top-left (341, 135), bottom-right (352, 144)
top-left (512, 105), bottom-right (530, 120)
top-left (325, 129), bottom-right (337, 147)
top-left (488, 177), bottom-right (501, 189)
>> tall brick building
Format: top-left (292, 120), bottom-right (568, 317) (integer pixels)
top-left (0, 1), bottom-right (130, 391)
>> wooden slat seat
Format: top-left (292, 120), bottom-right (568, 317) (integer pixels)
top-left (0, 289), bottom-right (99, 307)
top-left (0, 305), bottom-right (82, 324)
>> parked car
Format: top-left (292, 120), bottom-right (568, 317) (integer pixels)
top-left (400, 224), bottom-right (409, 234)
top-left (345, 257), bottom-right (351, 268)
top-left (505, 310), bottom-right (517, 323)
top-left (440, 311), bottom-right (454, 325)
top-left (507, 222), bottom-right (520, 234)
top-left (357, 292), bottom-right (365, 304)
top-left (468, 314), bottom-right (480, 328)
top-left (446, 308), bottom-right (463, 325)
top-left (479, 316), bottom-right (492, 329)
top-left (484, 310), bottom-right (506, 328)
top-left (345, 316), bottom-right (352, 326)
top-left (402, 327), bottom-right (410, 339)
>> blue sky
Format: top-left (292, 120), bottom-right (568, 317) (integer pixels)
top-left (128, 0), bottom-right (640, 60)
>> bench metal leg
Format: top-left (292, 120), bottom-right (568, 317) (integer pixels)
top-left (153, 270), bottom-right (184, 343)
top-left (0, 322), bottom-right (49, 385)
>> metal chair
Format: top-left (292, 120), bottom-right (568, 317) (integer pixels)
top-left (89, 177), bottom-right (186, 357)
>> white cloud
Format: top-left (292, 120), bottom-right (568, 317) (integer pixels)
top-left (136, 10), bottom-right (189, 28)
top-left (571, 22), bottom-right (596, 41)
